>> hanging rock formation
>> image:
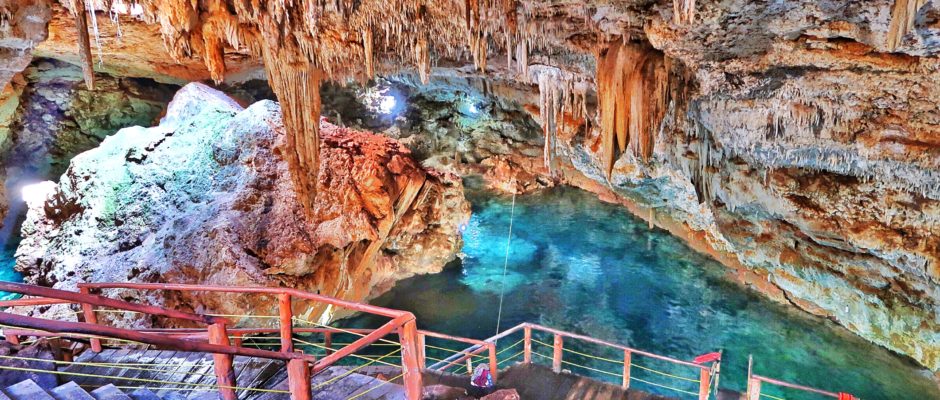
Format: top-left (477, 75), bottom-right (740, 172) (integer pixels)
top-left (14, 83), bottom-right (470, 325)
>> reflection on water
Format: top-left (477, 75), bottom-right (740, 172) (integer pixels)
top-left (349, 180), bottom-right (939, 400)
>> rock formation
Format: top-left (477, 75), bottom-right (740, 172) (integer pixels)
top-left (0, 0), bottom-right (937, 374)
top-left (15, 83), bottom-right (470, 325)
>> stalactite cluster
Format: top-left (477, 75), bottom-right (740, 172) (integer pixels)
top-left (886, 0), bottom-right (927, 51)
top-left (596, 39), bottom-right (670, 178)
top-left (530, 66), bottom-right (589, 175)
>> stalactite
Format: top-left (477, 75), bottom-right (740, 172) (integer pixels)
top-left (261, 44), bottom-right (323, 220)
top-left (886, 0), bottom-right (926, 51)
top-left (70, 0), bottom-right (95, 90)
top-left (531, 66), bottom-right (589, 176)
top-left (673, 0), bottom-right (695, 25)
top-left (362, 27), bottom-right (375, 79)
top-left (596, 39), bottom-right (670, 178)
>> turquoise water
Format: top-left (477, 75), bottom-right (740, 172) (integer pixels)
top-left (350, 181), bottom-right (939, 399)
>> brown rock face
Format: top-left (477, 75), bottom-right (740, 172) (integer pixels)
top-left (15, 83), bottom-right (470, 325)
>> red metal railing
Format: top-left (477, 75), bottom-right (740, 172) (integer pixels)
top-left (0, 282), bottom-right (426, 400)
top-left (443, 322), bottom-right (721, 400)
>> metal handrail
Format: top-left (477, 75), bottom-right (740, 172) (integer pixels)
top-left (0, 282), bottom-right (425, 400)
top-left (445, 322), bottom-right (720, 400)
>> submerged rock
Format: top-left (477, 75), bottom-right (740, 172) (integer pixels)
top-left (15, 83), bottom-right (470, 325)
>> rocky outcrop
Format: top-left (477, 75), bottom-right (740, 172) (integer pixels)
top-left (0, 0), bottom-right (51, 91)
top-left (15, 83), bottom-right (470, 326)
top-left (0, 58), bottom-right (175, 238)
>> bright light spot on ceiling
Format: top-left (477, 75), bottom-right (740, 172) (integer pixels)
top-left (378, 95), bottom-right (397, 115)
top-left (467, 102), bottom-right (479, 114)
top-left (21, 181), bottom-right (56, 208)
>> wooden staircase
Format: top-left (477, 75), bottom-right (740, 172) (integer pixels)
top-left (1, 349), bottom-right (406, 400)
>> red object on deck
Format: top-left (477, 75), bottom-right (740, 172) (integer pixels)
top-left (837, 393), bottom-right (855, 400)
top-left (693, 352), bottom-right (721, 364)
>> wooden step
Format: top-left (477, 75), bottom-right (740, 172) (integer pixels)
top-left (90, 385), bottom-right (133, 400)
top-left (127, 389), bottom-right (161, 400)
top-left (3, 380), bottom-right (55, 400)
top-left (49, 382), bottom-right (95, 400)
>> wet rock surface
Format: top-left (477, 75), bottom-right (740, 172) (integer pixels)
top-left (14, 83), bottom-right (470, 325)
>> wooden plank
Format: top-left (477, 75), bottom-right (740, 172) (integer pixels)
top-left (3, 380), bottom-right (55, 400)
top-left (50, 381), bottom-right (96, 400)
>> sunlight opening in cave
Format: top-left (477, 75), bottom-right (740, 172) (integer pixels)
top-left (20, 181), bottom-right (55, 208)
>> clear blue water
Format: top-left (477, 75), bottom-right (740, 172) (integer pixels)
top-left (350, 180), bottom-right (940, 400)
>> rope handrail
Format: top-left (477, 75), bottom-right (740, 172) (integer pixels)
top-left (529, 337), bottom-right (701, 383)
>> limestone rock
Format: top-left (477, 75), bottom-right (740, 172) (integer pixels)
top-left (14, 83), bottom-right (470, 326)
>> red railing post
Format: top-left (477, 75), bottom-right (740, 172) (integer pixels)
top-left (398, 319), bottom-right (424, 400)
top-left (287, 358), bottom-right (312, 400)
top-left (487, 342), bottom-right (498, 382)
top-left (324, 331), bottom-right (333, 355)
top-left (523, 326), bottom-right (531, 363)
top-left (278, 293), bottom-right (293, 353)
top-left (208, 323), bottom-right (237, 400)
top-left (78, 287), bottom-right (102, 352)
top-left (622, 350), bottom-right (631, 389)
top-left (552, 334), bottom-right (563, 373)
top-left (417, 333), bottom-right (426, 369)
top-left (698, 367), bottom-right (711, 400)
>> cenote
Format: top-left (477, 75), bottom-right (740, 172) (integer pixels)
top-left (348, 179), bottom-right (940, 400)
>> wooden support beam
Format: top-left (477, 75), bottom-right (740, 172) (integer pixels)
top-left (324, 331), bottom-right (333, 355)
top-left (487, 342), bottom-right (498, 382)
top-left (417, 333), bottom-right (426, 369)
top-left (552, 334), bottom-right (563, 373)
top-left (287, 358), bottom-right (312, 400)
top-left (78, 287), bottom-right (101, 352)
top-left (523, 326), bottom-right (531, 363)
top-left (279, 293), bottom-right (293, 353)
top-left (398, 319), bottom-right (424, 400)
top-left (622, 350), bottom-right (631, 389)
top-left (208, 323), bottom-right (236, 400)
top-left (698, 367), bottom-right (710, 400)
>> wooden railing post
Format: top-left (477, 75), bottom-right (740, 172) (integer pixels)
top-left (208, 323), bottom-right (236, 400)
top-left (552, 334), bottom-right (563, 373)
top-left (417, 333), bottom-right (426, 369)
top-left (324, 331), bottom-right (333, 355)
top-left (278, 293), bottom-right (293, 353)
top-left (487, 342), bottom-right (498, 382)
top-left (622, 350), bottom-right (631, 389)
top-left (698, 367), bottom-right (711, 400)
top-left (287, 358), bottom-right (311, 400)
top-left (523, 326), bottom-right (531, 363)
top-left (398, 319), bottom-right (424, 400)
top-left (78, 287), bottom-right (102, 352)
top-left (747, 377), bottom-right (761, 400)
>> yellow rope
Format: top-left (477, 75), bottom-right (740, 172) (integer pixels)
top-left (530, 338), bottom-right (699, 383)
top-left (632, 362), bottom-right (700, 383)
top-left (560, 358), bottom-right (622, 379)
top-left (346, 372), bottom-right (405, 400)
top-left (293, 337), bottom-right (401, 368)
top-left (0, 364), bottom-right (284, 392)
top-left (759, 393), bottom-right (787, 400)
top-left (0, 354), bottom-right (216, 377)
top-left (495, 339), bottom-right (524, 356)
top-left (86, 385), bottom-right (289, 394)
top-left (631, 376), bottom-right (699, 396)
top-left (497, 350), bottom-right (525, 366)
top-left (292, 316), bottom-right (400, 346)
top-left (423, 343), bottom-right (487, 359)
top-left (312, 348), bottom-right (402, 390)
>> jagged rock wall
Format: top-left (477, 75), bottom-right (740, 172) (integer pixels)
top-left (15, 83), bottom-right (470, 325)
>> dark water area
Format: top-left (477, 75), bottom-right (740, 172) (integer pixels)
top-left (348, 180), bottom-right (940, 400)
